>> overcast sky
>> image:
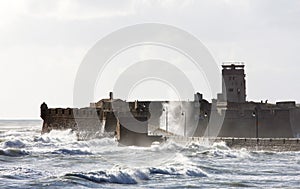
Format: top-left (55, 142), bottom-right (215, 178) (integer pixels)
top-left (1, 0), bottom-right (300, 119)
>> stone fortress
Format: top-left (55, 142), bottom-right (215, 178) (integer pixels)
top-left (41, 64), bottom-right (300, 149)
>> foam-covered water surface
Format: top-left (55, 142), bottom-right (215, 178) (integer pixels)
top-left (0, 120), bottom-right (299, 188)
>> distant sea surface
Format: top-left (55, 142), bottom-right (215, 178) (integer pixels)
top-left (0, 120), bottom-right (299, 188)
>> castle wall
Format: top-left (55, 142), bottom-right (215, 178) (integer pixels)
top-left (117, 116), bottom-right (163, 146)
top-left (40, 94), bottom-right (300, 146)
top-left (193, 107), bottom-right (295, 138)
top-left (41, 107), bottom-right (115, 139)
top-left (219, 108), bottom-right (294, 138)
top-left (42, 108), bottom-right (77, 133)
top-left (289, 108), bottom-right (300, 137)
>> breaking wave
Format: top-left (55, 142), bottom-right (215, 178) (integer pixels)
top-left (65, 170), bottom-right (138, 184)
top-left (1, 167), bottom-right (44, 180)
top-left (34, 129), bottom-right (77, 143)
top-left (3, 139), bottom-right (26, 148)
top-left (65, 165), bottom-right (208, 185)
top-left (51, 148), bottom-right (92, 155)
top-left (0, 149), bottom-right (29, 157)
top-left (149, 166), bottom-right (207, 177)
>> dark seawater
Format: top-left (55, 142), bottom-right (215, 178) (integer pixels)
top-left (0, 120), bottom-right (299, 188)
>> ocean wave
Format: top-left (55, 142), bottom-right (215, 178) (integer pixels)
top-left (185, 141), bottom-right (251, 159)
top-left (208, 147), bottom-right (251, 159)
top-left (0, 148), bottom-right (29, 157)
top-left (51, 148), bottom-right (92, 155)
top-left (76, 137), bottom-right (117, 149)
top-left (3, 139), bottom-right (26, 148)
top-left (149, 167), bottom-right (180, 175)
top-left (149, 166), bottom-right (208, 177)
top-left (133, 169), bottom-right (150, 180)
top-left (148, 140), bottom-right (186, 153)
top-left (64, 166), bottom-right (207, 186)
top-left (1, 167), bottom-right (44, 180)
top-left (185, 168), bottom-right (208, 177)
top-left (183, 141), bottom-right (230, 151)
top-left (34, 129), bottom-right (77, 144)
top-left (211, 141), bottom-right (231, 150)
top-left (65, 170), bottom-right (138, 184)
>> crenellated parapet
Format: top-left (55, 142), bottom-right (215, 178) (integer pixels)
top-left (40, 97), bottom-right (166, 140)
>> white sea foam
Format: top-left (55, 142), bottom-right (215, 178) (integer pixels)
top-left (36, 129), bottom-right (77, 143)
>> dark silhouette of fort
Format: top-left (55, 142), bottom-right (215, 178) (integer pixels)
top-left (41, 64), bottom-right (300, 149)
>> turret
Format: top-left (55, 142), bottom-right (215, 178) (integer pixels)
top-left (109, 92), bottom-right (113, 100)
top-left (221, 63), bottom-right (246, 103)
top-left (40, 102), bottom-right (48, 119)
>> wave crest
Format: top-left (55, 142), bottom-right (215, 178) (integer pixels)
top-left (51, 148), bottom-right (92, 155)
top-left (65, 170), bottom-right (137, 184)
top-left (0, 148), bottom-right (29, 157)
top-left (3, 139), bottom-right (26, 148)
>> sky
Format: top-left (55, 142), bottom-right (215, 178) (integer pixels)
top-left (0, 0), bottom-right (300, 119)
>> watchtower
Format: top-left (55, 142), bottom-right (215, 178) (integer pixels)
top-left (222, 64), bottom-right (246, 103)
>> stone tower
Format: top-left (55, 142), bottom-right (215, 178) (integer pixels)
top-left (222, 64), bottom-right (246, 103)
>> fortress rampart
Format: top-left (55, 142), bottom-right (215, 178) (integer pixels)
top-left (40, 64), bottom-right (300, 147)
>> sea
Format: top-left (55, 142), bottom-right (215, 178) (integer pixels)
top-left (0, 120), bottom-right (299, 188)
